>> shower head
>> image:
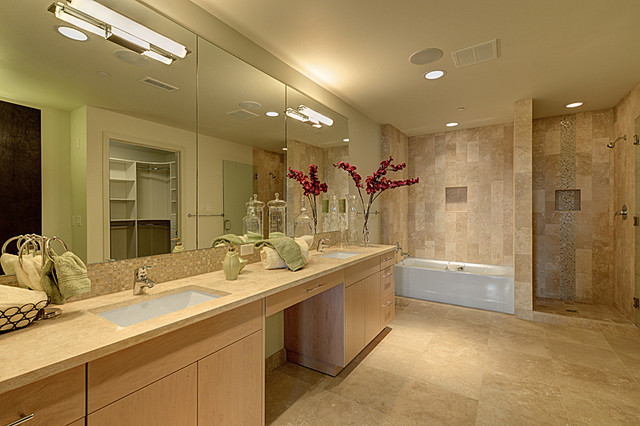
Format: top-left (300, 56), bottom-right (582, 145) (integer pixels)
top-left (607, 135), bottom-right (627, 148)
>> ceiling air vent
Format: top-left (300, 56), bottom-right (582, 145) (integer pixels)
top-left (139, 76), bottom-right (179, 92)
top-left (451, 39), bottom-right (499, 68)
top-left (225, 109), bottom-right (260, 120)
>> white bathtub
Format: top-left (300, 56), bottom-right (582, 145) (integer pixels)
top-left (394, 258), bottom-right (514, 314)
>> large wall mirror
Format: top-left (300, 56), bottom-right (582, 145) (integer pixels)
top-left (0, 0), bottom-right (349, 276)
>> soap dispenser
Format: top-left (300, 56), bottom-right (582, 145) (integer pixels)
top-left (172, 237), bottom-right (184, 253)
top-left (222, 244), bottom-right (241, 280)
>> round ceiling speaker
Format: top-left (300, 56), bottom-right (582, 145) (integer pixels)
top-left (409, 48), bottom-right (443, 65)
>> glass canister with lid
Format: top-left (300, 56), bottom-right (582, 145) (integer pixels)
top-left (294, 196), bottom-right (314, 238)
top-left (267, 193), bottom-right (287, 237)
top-left (243, 194), bottom-right (264, 239)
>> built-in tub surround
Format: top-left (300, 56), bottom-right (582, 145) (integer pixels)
top-left (532, 111), bottom-right (614, 304)
top-left (381, 124), bottom-right (409, 250)
top-left (405, 123), bottom-right (514, 266)
top-left (394, 257), bottom-right (514, 314)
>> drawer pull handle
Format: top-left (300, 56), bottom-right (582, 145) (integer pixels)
top-left (383, 272), bottom-right (392, 278)
top-left (306, 283), bottom-right (325, 293)
top-left (382, 256), bottom-right (393, 262)
top-left (7, 414), bottom-right (34, 426)
top-left (382, 301), bottom-right (393, 308)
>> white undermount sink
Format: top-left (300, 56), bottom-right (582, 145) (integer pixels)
top-left (320, 251), bottom-right (360, 259)
top-left (97, 289), bottom-right (221, 327)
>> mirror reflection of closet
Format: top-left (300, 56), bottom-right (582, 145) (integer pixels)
top-left (109, 140), bottom-right (179, 260)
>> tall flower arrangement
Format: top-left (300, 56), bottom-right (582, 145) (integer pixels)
top-left (334, 157), bottom-right (419, 245)
top-left (287, 164), bottom-right (328, 233)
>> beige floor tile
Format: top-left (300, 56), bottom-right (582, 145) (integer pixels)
top-left (360, 340), bottom-right (423, 379)
top-left (265, 371), bottom-right (320, 425)
top-left (324, 364), bottom-right (406, 414)
top-left (488, 326), bottom-right (552, 358)
top-left (547, 339), bottom-right (625, 372)
top-left (391, 309), bottom-right (444, 332)
top-left (491, 312), bottom-right (547, 337)
top-left (271, 390), bottom-right (384, 425)
top-left (543, 323), bottom-right (611, 348)
top-left (437, 318), bottom-right (491, 345)
top-left (444, 304), bottom-right (493, 325)
top-left (384, 379), bottom-right (477, 426)
top-left (276, 361), bottom-right (333, 387)
top-left (382, 324), bottom-right (434, 351)
top-left (485, 347), bottom-right (558, 384)
top-left (561, 390), bottom-right (640, 425)
top-left (476, 372), bottom-right (569, 426)
top-left (423, 333), bottom-right (488, 367)
top-left (410, 356), bottom-right (484, 400)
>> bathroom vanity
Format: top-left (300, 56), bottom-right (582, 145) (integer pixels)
top-left (0, 245), bottom-right (395, 425)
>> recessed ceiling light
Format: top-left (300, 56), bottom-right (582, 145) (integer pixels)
top-left (424, 70), bottom-right (446, 80)
top-left (565, 102), bottom-right (584, 108)
top-left (446, 122), bottom-right (459, 127)
top-left (343, 138), bottom-right (350, 142)
top-left (457, 107), bottom-right (465, 112)
top-left (281, 147), bottom-right (288, 151)
top-left (97, 71), bottom-right (111, 78)
top-left (409, 48), bottom-right (443, 65)
top-left (56, 26), bottom-right (88, 41)
top-left (265, 111), bottom-right (279, 117)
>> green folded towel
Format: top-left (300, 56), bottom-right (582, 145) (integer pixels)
top-left (211, 234), bottom-right (246, 248)
top-left (267, 232), bottom-right (286, 239)
top-left (40, 251), bottom-right (91, 305)
top-left (255, 237), bottom-right (306, 271)
top-left (245, 231), bottom-right (264, 242)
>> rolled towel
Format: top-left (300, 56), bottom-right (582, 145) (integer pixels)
top-left (211, 234), bottom-right (248, 248)
top-left (0, 253), bottom-right (18, 275)
top-left (40, 251), bottom-right (91, 305)
top-left (259, 238), bottom-right (309, 270)
top-left (0, 284), bottom-right (48, 310)
top-left (14, 254), bottom-right (43, 290)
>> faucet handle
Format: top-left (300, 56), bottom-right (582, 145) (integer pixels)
top-left (136, 265), bottom-right (152, 278)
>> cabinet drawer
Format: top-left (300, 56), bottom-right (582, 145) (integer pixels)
top-left (345, 256), bottom-right (380, 287)
top-left (0, 365), bottom-right (85, 426)
top-left (380, 252), bottom-right (396, 270)
top-left (381, 294), bottom-right (395, 327)
top-left (381, 266), bottom-right (394, 297)
top-left (266, 270), bottom-right (344, 316)
top-left (87, 300), bottom-right (261, 413)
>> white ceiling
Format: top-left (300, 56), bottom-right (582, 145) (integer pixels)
top-left (191, 0), bottom-right (640, 136)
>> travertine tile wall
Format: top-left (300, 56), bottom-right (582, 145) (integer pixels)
top-left (253, 147), bottom-right (285, 235)
top-left (532, 111), bottom-right (614, 304)
top-left (613, 81), bottom-right (640, 321)
top-left (381, 124), bottom-right (409, 250)
top-left (514, 99), bottom-right (534, 319)
top-left (406, 123), bottom-right (514, 266)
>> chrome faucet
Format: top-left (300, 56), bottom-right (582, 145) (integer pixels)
top-left (133, 266), bottom-right (155, 295)
top-left (395, 241), bottom-right (410, 257)
top-left (318, 238), bottom-right (331, 252)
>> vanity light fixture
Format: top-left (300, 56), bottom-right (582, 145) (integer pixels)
top-left (57, 26), bottom-right (88, 41)
top-left (565, 101), bottom-right (584, 108)
top-left (446, 122), bottom-right (459, 127)
top-left (48, 0), bottom-right (189, 65)
top-left (343, 138), bottom-right (350, 142)
top-left (424, 70), bottom-right (446, 80)
top-left (265, 111), bottom-right (280, 117)
top-left (285, 105), bottom-right (333, 128)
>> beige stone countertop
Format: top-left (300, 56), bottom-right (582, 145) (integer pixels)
top-left (0, 244), bottom-right (395, 394)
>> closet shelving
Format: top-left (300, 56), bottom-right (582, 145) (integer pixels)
top-left (109, 157), bottom-right (178, 260)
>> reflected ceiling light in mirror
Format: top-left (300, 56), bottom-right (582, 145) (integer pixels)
top-left (298, 105), bottom-right (333, 126)
top-left (48, 1), bottom-right (189, 65)
top-left (565, 101), bottom-right (584, 108)
top-left (424, 70), bottom-right (446, 80)
top-left (343, 138), bottom-right (350, 142)
top-left (281, 147), bottom-right (288, 151)
top-left (56, 26), bottom-right (88, 41)
top-left (239, 100), bottom-right (261, 110)
top-left (265, 111), bottom-right (279, 117)
top-left (97, 71), bottom-right (111, 77)
top-left (446, 122), bottom-right (459, 127)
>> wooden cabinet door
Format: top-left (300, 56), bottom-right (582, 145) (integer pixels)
top-left (198, 331), bottom-right (264, 426)
top-left (87, 364), bottom-right (197, 426)
top-left (344, 279), bottom-right (365, 365)
top-left (364, 272), bottom-right (381, 344)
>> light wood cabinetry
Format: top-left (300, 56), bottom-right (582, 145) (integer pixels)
top-left (266, 270), bottom-right (344, 316)
top-left (364, 272), bottom-right (382, 344)
top-left (198, 331), bottom-right (263, 425)
top-left (0, 365), bottom-right (85, 426)
top-left (343, 279), bottom-right (365, 366)
top-left (88, 364), bottom-right (197, 426)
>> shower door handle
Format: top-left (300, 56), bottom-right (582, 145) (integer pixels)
top-left (615, 205), bottom-right (628, 220)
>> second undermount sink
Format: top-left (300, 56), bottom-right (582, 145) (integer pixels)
top-left (320, 251), bottom-right (360, 259)
top-left (96, 289), bottom-right (222, 327)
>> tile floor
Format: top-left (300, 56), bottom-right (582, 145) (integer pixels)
top-left (266, 297), bottom-right (640, 425)
top-left (535, 297), bottom-right (632, 325)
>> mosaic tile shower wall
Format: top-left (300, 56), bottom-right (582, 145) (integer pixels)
top-left (407, 123), bottom-right (514, 266)
top-left (532, 110), bottom-right (614, 304)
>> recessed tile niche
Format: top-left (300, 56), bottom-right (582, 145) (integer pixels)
top-left (555, 189), bottom-right (581, 211)
top-left (445, 186), bottom-right (468, 212)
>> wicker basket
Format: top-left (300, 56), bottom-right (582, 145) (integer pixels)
top-left (0, 300), bottom-right (49, 333)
